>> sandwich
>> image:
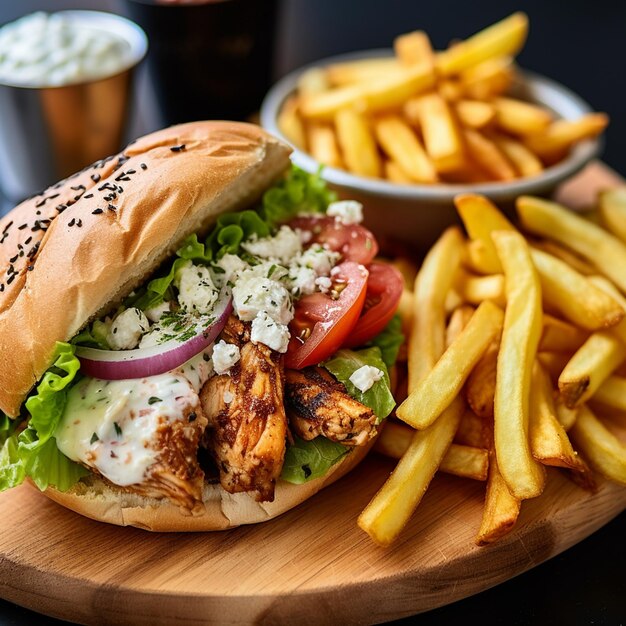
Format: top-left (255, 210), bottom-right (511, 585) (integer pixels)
top-left (0, 121), bottom-right (404, 531)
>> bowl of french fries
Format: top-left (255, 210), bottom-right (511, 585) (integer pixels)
top-left (260, 12), bottom-right (609, 253)
top-left (360, 185), bottom-right (626, 547)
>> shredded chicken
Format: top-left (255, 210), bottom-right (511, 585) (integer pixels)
top-left (285, 367), bottom-right (378, 446)
top-left (200, 317), bottom-right (287, 502)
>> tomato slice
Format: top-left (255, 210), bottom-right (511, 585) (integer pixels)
top-left (285, 261), bottom-right (368, 369)
top-left (343, 262), bottom-right (404, 349)
top-left (288, 216), bottom-right (379, 264)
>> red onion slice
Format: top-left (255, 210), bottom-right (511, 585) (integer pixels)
top-left (75, 293), bottom-right (233, 380)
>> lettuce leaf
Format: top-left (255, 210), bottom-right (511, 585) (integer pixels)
top-left (362, 314), bottom-right (404, 371)
top-left (262, 165), bottom-right (335, 227)
top-left (0, 342), bottom-right (88, 492)
top-left (280, 435), bottom-right (348, 484)
top-left (323, 347), bottom-right (396, 422)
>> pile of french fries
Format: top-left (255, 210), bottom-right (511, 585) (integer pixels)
top-left (278, 12), bottom-right (609, 185)
top-left (361, 186), bottom-right (626, 546)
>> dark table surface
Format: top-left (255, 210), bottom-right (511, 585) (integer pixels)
top-left (1, 510), bottom-right (625, 625)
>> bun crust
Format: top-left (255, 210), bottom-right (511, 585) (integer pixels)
top-left (40, 440), bottom-right (375, 531)
top-left (0, 121), bottom-right (292, 417)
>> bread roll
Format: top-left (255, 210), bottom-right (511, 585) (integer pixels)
top-left (0, 121), bottom-right (292, 417)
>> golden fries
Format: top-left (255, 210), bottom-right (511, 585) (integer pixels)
top-left (357, 182), bottom-right (626, 548)
top-left (518, 195), bottom-right (626, 293)
top-left (492, 230), bottom-right (546, 499)
top-left (598, 187), bottom-right (626, 243)
top-left (397, 300), bottom-right (503, 429)
top-left (277, 14), bottom-right (609, 185)
top-left (335, 108), bottom-right (381, 178)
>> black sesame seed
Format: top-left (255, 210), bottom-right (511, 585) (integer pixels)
top-left (56, 204), bottom-right (67, 213)
top-left (92, 208), bottom-right (103, 215)
top-left (170, 144), bottom-right (186, 152)
top-left (0, 284), bottom-right (4, 292)
top-left (24, 236), bottom-right (32, 244)
top-left (6, 275), bottom-right (15, 285)
top-left (2, 221), bottom-right (13, 234)
top-left (84, 193), bottom-right (94, 199)
top-left (27, 265), bottom-right (33, 271)
top-left (70, 185), bottom-right (85, 191)
top-left (76, 219), bottom-right (82, 227)
top-left (108, 204), bottom-right (117, 211)
top-left (140, 163), bottom-right (147, 170)
top-left (9, 254), bottom-right (17, 263)
top-left (18, 223), bottom-right (28, 230)
top-left (188, 412), bottom-right (197, 422)
top-left (68, 218), bottom-right (75, 227)
top-left (91, 173), bottom-right (101, 183)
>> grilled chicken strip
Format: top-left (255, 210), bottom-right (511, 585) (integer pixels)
top-left (200, 317), bottom-right (287, 502)
top-left (285, 367), bottom-right (378, 446)
top-left (122, 406), bottom-right (208, 514)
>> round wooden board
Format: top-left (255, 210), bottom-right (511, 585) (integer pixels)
top-left (1, 452), bottom-right (626, 626)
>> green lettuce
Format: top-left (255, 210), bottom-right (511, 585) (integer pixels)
top-left (280, 435), bottom-right (349, 484)
top-left (0, 342), bottom-right (88, 492)
top-left (323, 347), bottom-right (396, 423)
top-left (262, 164), bottom-right (335, 227)
top-left (362, 314), bottom-right (404, 371)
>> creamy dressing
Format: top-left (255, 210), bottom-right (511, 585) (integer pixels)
top-left (55, 350), bottom-right (213, 486)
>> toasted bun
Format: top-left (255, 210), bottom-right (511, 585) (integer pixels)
top-left (0, 121), bottom-right (292, 417)
top-left (40, 440), bottom-right (375, 531)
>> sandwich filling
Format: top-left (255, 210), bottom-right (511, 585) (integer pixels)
top-left (0, 166), bottom-right (404, 512)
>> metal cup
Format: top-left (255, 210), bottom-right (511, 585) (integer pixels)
top-left (0, 10), bottom-right (148, 203)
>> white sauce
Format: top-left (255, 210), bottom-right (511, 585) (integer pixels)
top-left (55, 350), bottom-right (213, 487)
top-left (0, 12), bottom-right (132, 87)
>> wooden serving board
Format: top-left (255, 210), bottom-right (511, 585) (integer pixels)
top-left (1, 161), bottom-right (625, 626)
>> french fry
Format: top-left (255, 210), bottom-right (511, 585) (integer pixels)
top-left (412, 92), bottom-right (465, 173)
top-left (492, 230), bottom-right (546, 499)
top-left (455, 193), bottom-right (515, 273)
top-left (384, 160), bottom-right (413, 184)
top-left (407, 226), bottom-right (464, 390)
top-left (446, 304), bottom-right (476, 348)
top-left (529, 247), bottom-right (625, 331)
top-left (592, 375), bottom-right (626, 413)
top-left (300, 63), bottom-right (436, 120)
top-left (524, 113), bottom-right (609, 161)
top-left (277, 95), bottom-right (307, 150)
top-left (358, 397), bottom-right (464, 546)
top-left (569, 405), bottom-right (626, 485)
top-left (587, 275), bottom-right (626, 345)
top-left (454, 99), bottom-right (496, 129)
top-left (374, 421), bottom-right (489, 480)
top-left (438, 79), bottom-right (465, 102)
top-left (464, 239), bottom-right (499, 274)
top-left (460, 57), bottom-right (515, 100)
top-left (297, 67), bottom-right (330, 95)
top-left (539, 314), bottom-right (589, 353)
top-left (537, 351), bottom-right (572, 384)
top-left (517, 195), bottom-right (626, 294)
top-left (374, 114), bottom-right (438, 183)
top-left (325, 57), bottom-right (401, 86)
top-left (558, 331), bottom-right (626, 409)
top-left (394, 30), bottom-right (435, 69)
top-left (598, 187), bottom-right (626, 243)
top-left (436, 12), bottom-right (528, 76)
top-left (462, 128), bottom-right (516, 181)
top-left (529, 361), bottom-right (590, 473)
top-left (475, 447), bottom-right (521, 546)
top-left (492, 96), bottom-right (552, 135)
top-left (396, 300), bottom-right (503, 429)
top-left (305, 123), bottom-right (344, 169)
top-left (530, 239), bottom-right (596, 276)
top-left (492, 134), bottom-right (544, 178)
top-left (554, 395), bottom-right (579, 431)
top-left (454, 269), bottom-right (506, 307)
top-left (465, 339), bottom-right (499, 418)
top-left (455, 407), bottom-right (489, 448)
top-left (334, 108), bottom-right (381, 178)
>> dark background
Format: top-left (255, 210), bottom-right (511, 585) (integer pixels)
top-left (1, 1), bottom-right (626, 624)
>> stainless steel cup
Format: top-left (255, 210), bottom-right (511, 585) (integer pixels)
top-left (0, 10), bottom-right (148, 202)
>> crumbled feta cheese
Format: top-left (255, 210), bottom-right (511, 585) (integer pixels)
top-left (295, 244), bottom-right (340, 276)
top-left (212, 340), bottom-right (240, 375)
top-left (107, 308), bottom-right (149, 350)
top-left (232, 271), bottom-right (293, 325)
top-left (349, 365), bottom-right (384, 392)
top-left (223, 390), bottom-right (234, 404)
top-left (315, 275), bottom-right (333, 294)
top-left (177, 264), bottom-right (219, 314)
top-left (244, 261), bottom-right (289, 282)
top-left (327, 200), bottom-right (364, 225)
top-left (296, 228), bottom-right (313, 244)
top-left (251, 311), bottom-right (290, 353)
top-left (242, 225), bottom-right (302, 264)
top-left (144, 300), bottom-right (171, 323)
top-left (214, 253), bottom-right (248, 284)
top-left (288, 265), bottom-right (317, 296)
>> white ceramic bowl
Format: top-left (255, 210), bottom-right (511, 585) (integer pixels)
top-left (260, 49), bottom-right (604, 253)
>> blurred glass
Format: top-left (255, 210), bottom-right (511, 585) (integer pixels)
top-left (123, 0), bottom-right (280, 126)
